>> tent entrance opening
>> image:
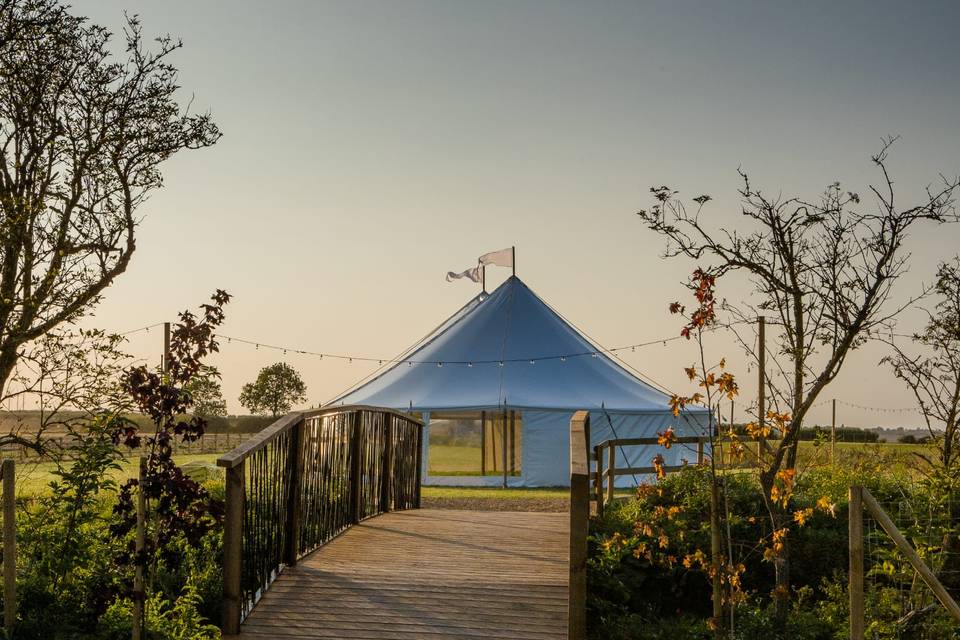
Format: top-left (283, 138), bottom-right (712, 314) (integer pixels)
top-left (428, 411), bottom-right (522, 478)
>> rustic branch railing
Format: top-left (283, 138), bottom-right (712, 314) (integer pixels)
top-left (217, 406), bottom-right (423, 634)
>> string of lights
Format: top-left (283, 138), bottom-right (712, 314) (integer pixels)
top-left (832, 399), bottom-right (919, 414)
top-left (110, 320), bottom-right (924, 415)
top-left (117, 322), bottom-right (166, 337)
top-left (212, 332), bottom-right (690, 367)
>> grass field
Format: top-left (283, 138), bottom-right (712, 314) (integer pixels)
top-left (427, 444), bottom-right (520, 476)
top-left (7, 440), bottom-right (935, 504)
top-left (12, 453), bottom-right (222, 495)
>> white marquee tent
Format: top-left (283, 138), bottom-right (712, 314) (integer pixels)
top-left (332, 276), bottom-right (708, 487)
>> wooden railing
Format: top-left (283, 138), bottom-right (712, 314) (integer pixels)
top-left (592, 435), bottom-right (762, 515)
top-left (217, 405), bottom-right (423, 634)
top-left (568, 411), bottom-right (591, 640)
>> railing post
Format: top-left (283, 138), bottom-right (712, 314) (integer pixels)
top-left (3, 459), bottom-right (16, 636)
top-left (414, 419), bottom-right (423, 509)
top-left (849, 486), bottom-right (864, 640)
top-left (222, 462), bottom-right (245, 635)
top-left (380, 414), bottom-right (394, 513)
top-left (606, 441), bottom-right (616, 505)
top-left (592, 445), bottom-right (603, 517)
top-left (283, 417), bottom-right (304, 566)
top-left (568, 411), bottom-right (590, 640)
top-left (350, 411), bottom-right (364, 524)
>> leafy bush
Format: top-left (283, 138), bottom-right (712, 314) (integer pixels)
top-left (587, 465), bottom-right (951, 640)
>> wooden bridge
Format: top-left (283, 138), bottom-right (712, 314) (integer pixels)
top-left (217, 406), bottom-right (592, 640)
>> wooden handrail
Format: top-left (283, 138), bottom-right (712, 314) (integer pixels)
top-left (216, 405), bottom-right (423, 469)
top-left (568, 411), bottom-right (590, 640)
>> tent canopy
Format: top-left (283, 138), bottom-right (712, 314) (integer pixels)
top-left (334, 276), bottom-right (687, 414)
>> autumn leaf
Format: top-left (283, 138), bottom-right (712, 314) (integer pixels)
top-left (657, 427), bottom-right (677, 449)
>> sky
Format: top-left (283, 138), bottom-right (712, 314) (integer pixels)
top-left (64, 0), bottom-right (960, 428)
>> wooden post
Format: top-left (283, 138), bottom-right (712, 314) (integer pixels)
top-left (414, 419), bottom-right (423, 509)
top-left (758, 316), bottom-right (766, 455)
top-left (593, 445), bottom-right (604, 516)
top-left (606, 441), bottom-right (616, 504)
top-left (831, 399), bottom-right (837, 467)
top-left (849, 486), bottom-right (864, 640)
top-left (283, 417), bottom-right (303, 566)
top-left (380, 413), bottom-right (394, 513)
top-left (133, 457), bottom-right (146, 640)
top-left (862, 487), bottom-right (960, 622)
top-left (481, 410), bottom-right (487, 476)
top-left (3, 459), bottom-right (15, 635)
top-left (568, 411), bottom-right (590, 640)
top-left (350, 411), bottom-right (364, 523)
top-left (162, 322), bottom-right (171, 380)
top-left (222, 462), bottom-right (245, 635)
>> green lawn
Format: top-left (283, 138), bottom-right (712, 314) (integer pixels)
top-left (12, 453), bottom-right (221, 496)
top-left (427, 444), bottom-right (519, 476)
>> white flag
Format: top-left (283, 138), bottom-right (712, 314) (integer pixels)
top-left (445, 266), bottom-right (482, 283)
top-left (479, 247), bottom-right (513, 268)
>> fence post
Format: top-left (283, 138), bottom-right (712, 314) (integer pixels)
top-left (849, 486), bottom-right (864, 640)
top-left (283, 417), bottom-right (303, 566)
top-left (222, 462), bottom-right (245, 635)
top-left (350, 411), bottom-right (364, 524)
top-left (569, 411), bottom-right (590, 640)
top-left (380, 414), bottom-right (394, 513)
top-left (593, 445), bottom-right (604, 517)
top-left (3, 459), bottom-right (15, 635)
top-left (606, 441), bottom-right (616, 504)
top-left (414, 419), bottom-right (423, 509)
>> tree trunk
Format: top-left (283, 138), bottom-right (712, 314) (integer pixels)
top-left (710, 477), bottom-right (725, 638)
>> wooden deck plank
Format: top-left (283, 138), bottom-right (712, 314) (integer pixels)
top-left (236, 509), bottom-right (569, 640)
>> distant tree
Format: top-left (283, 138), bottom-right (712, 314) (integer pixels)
top-left (898, 434), bottom-right (918, 445)
top-left (239, 362), bottom-right (307, 417)
top-left (0, 1), bottom-right (220, 407)
top-left (185, 365), bottom-right (228, 418)
top-left (885, 258), bottom-right (960, 470)
top-left (637, 139), bottom-right (959, 620)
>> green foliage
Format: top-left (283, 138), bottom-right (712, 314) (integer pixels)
top-left (588, 465), bottom-right (957, 639)
top-left (184, 366), bottom-right (228, 418)
top-left (239, 361), bottom-right (308, 416)
top-left (99, 580), bottom-right (220, 640)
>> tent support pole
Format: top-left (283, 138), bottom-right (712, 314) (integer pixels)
top-left (502, 407), bottom-right (508, 488)
top-left (511, 246), bottom-right (515, 276)
top-left (481, 411), bottom-right (487, 476)
top-left (509, 410), bottom-right (516, 475)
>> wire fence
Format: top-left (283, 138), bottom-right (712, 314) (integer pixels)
top-left (863, 491), bottom-right (960, 638)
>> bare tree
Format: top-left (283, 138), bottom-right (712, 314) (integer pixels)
top-left (637, 138), bottom-right (959, 616)
top-left (885, 258), bottom-right (960, 470)
top-left (0, 1), bottom-right (220, 404)
top-left (0, 325), bottom-right (130, 452)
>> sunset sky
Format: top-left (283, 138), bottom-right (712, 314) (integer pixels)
top-left (69, 0), bottom-right (960, 428)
